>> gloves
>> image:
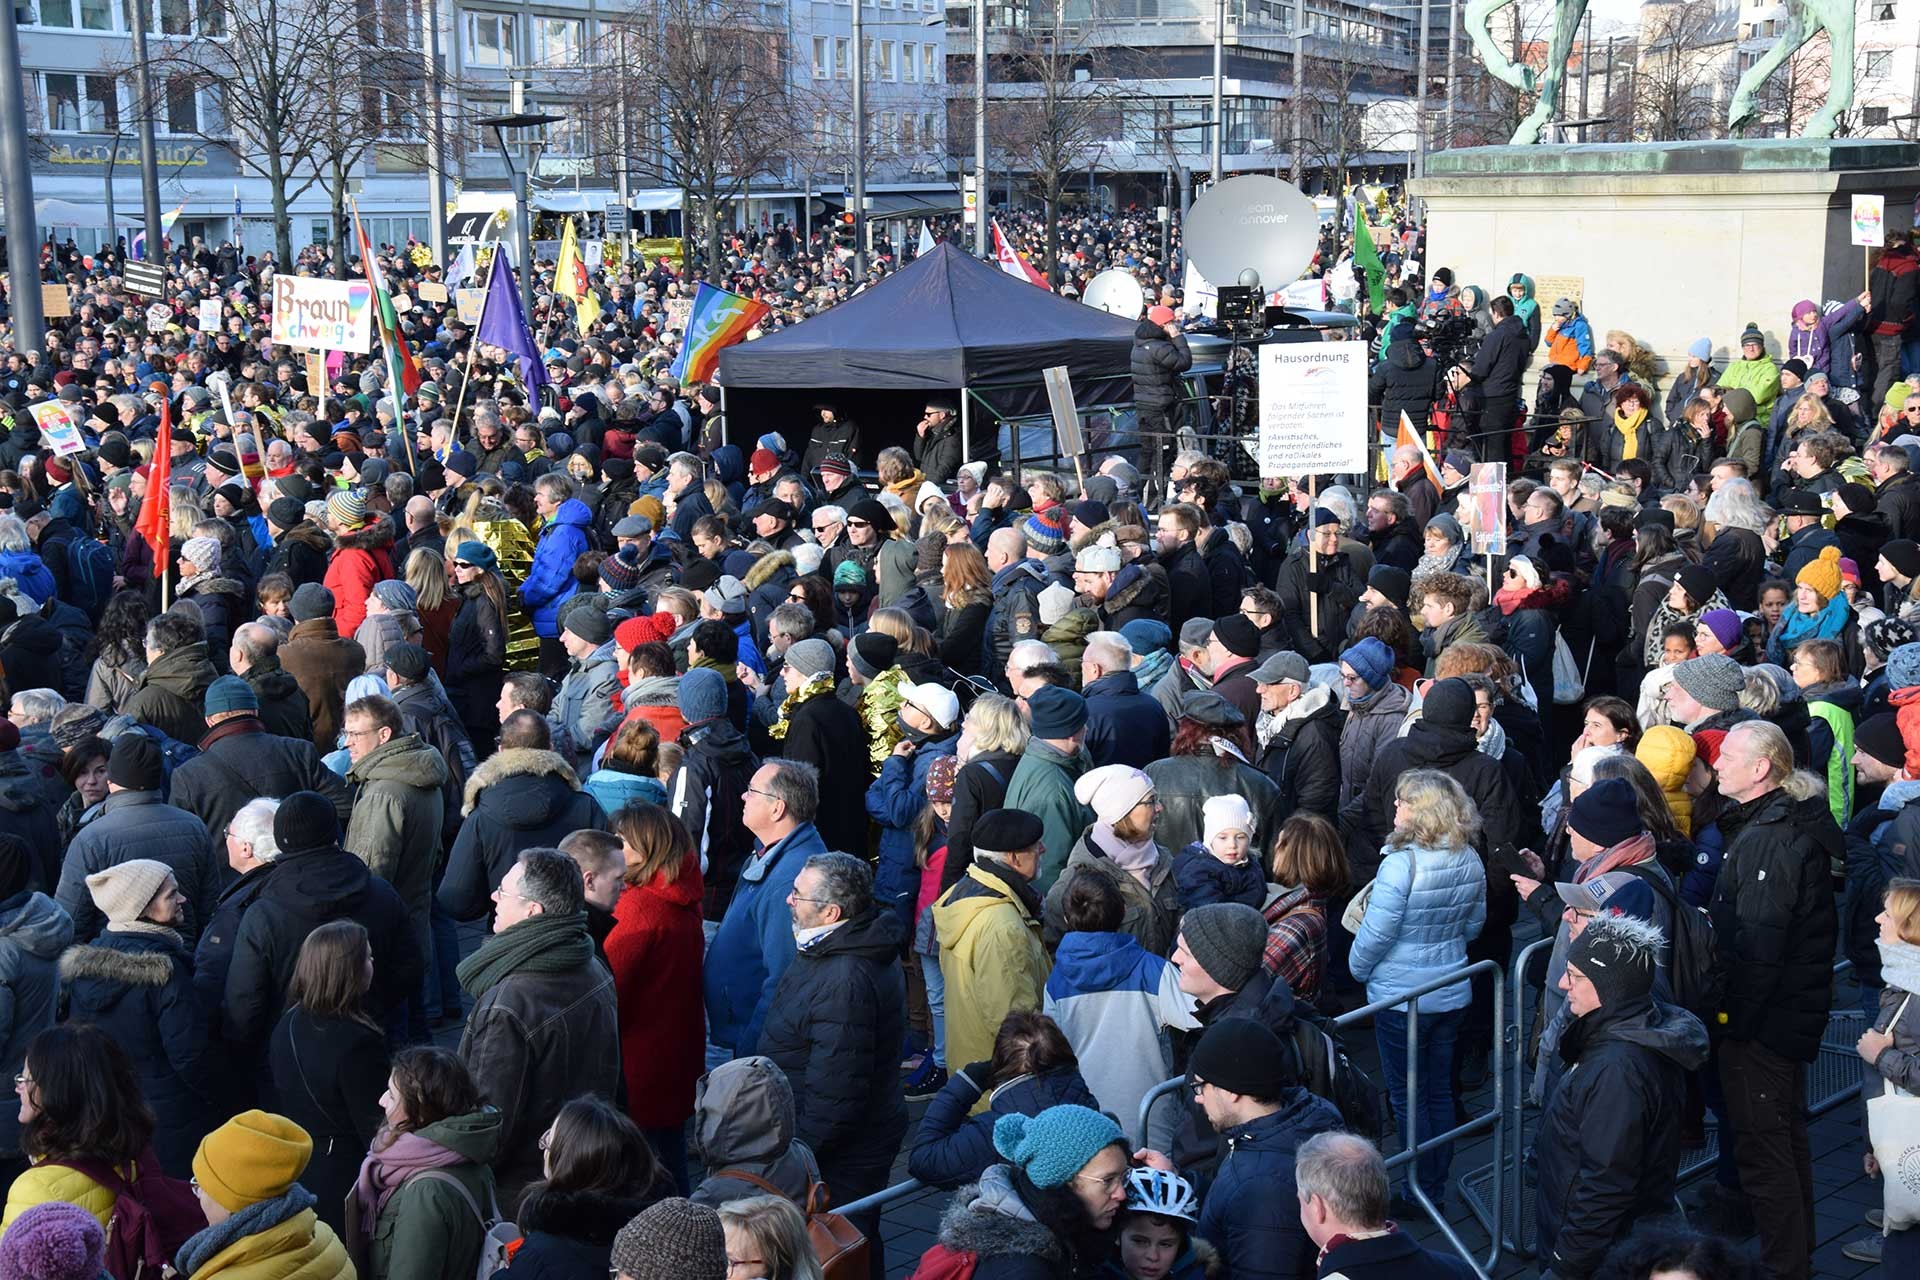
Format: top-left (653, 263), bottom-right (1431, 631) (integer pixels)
top-left (1306, 569), bottom-right (1329, 594)
top-left (955, 1061), bottom-right (993, 1095)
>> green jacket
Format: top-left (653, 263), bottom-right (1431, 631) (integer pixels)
top-left (1718, 354), bottom-right (1782, 426)
top-left (1003, 738), bottom-right (1091, 895)
top-left (344, 734), bottom-right (449, 928)
top-left (371, 1109), bottom-right (503, 1280)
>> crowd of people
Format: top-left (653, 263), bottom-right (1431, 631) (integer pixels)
top-left (0, 203), bottom-right (1913, 1280)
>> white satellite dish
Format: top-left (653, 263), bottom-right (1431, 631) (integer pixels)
top-left (1082, 269), bottom-right (1146, 320)
top-left (1185, 175), bottom-right (1320, 294)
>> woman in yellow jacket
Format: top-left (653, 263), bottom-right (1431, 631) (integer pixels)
top-left (171, 1110), bottom-right (352, 1280)
top-left (2, 1023), bottom-right (204, 1255)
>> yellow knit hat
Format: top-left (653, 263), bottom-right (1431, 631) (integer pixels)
top-left (192, 1111), bottom-right (313, 1212)
top-left (1796, 544), bottom-right (1843, 602)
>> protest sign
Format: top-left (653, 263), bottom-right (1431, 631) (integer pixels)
top-left (1041, 366), bottom-right (1086, 487)
top-left (418, 281), bottom-right (449, 304)
top-left (1255, 343), bottom-right (1366, 477)
top-left (455, 288), bottom-right (485, 325)
top-left (145, 304), bottom-right (173, 330)
top-left (1853, 195), bottom-right (1886, 247)
top-left (28, 402), bottom-right (86, 457)
top-left (269, 275), bottom-right (373, 353)
top-left (198, 299), bottom-right (221, 331)
top-left (1468, 462), bottom-right (1508, 562)
top-left (41, 285), bottom-right (71, 318)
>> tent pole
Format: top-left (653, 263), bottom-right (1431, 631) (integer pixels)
top-left (961, 392), bottom-right (971, 470)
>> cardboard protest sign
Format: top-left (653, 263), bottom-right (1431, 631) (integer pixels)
top-left (269, 276), bottom-right (373, 353)
top-left (41, 285), bottom-right (72, 318)
top-left (418, 282), bottom-right (450, 304)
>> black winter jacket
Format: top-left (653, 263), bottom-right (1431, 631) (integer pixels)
top-left (243, 658), bottom-right (315, 742)
top-left (914, 418), bottom-right (963, 487)
top-left (1701, 527), bottom-right (1766, 612)
top-left (446, 583), bottom-right (508, 732)
top-left (440, 748), bottom-right (608, 921)
top-left (268, 1007), bottom-right (388, 1235)
top-left (942, 750), bottom-right (1021, 890)
top-left (778, 690), bottom-right (868, 858)
top-left (755, 907), bottom-right (910, 1172)
top-left (1273, 547), bottom-right (1363, 663)
top-left (1470, 315), bottom-right (1531, 411)
top-left (501, 1188), bottom-right (659, 1280)
top-left (1534, 999), bottom-right (1710, 1280)
top-left (1082, 670), bottom-right (1171, 770)
top-left (168, 718), bottom-right (351, 855)
top-left (1708, 789), bottom-right (1841, 1062)
top-left (1172, 971), bottom-right (1299, 1176)
top-left (907, 1066), bottom-right (1098, 1189)
top-left (1157, 543), bottom-right (1213, 635)
top-left (668, 723), bottom-right (758, 920)
top-left (1254, 691), bottom-right (1343, 821)
top-left (1877, 470), bottom-right (1920, 543)
top-left (1131, 322), bottom-right (1192, 412)
top-left (1349, 719), bottom-right (1519, 881)
top-left (1370, 336), bottom-right (1440, 431)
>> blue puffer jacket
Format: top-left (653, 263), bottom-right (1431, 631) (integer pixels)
top-left (866, 729), bottom-right (960, 920)
top-left (0, 549), bottom-right (54, 605)
top-left (1348, 841), bottom-right (1487, 1013)
top-left (520, 499), bottom-right (594, 637)
top-left (907, 1065), bottom-right (1099, 1189)
top-left (1193, 1089), bottom-right (1343, 1280)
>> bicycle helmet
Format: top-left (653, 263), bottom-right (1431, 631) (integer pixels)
top-left (1124, 1166), bottom-right (1199, 1224)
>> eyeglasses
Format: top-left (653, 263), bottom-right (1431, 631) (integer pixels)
top-left (1190, 1077), bottom-right (1210, 1098)
top-left (1073, 1169), bottom-right (1129, 1195)
top-left (845, 518), bottom-right (871, 529)
top-left (12, 1073), bottom-right (30, 1088)
top-left (743, 786), bottom-right (778, 802)
top-left (452, 561), bottom-right (475, 570)
top-left (789, 894), bottom-right (834, 906)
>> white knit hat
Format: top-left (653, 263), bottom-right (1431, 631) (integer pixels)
top-left (1202, 794), bottom-right (1254, 846)
top-left (85, 858), bottom-right (174, 926)
top-left (1073, 764), bottom-right (1154, 826)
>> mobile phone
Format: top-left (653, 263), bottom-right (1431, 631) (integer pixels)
top-left (1489, 842), bottom-right (1533, 879)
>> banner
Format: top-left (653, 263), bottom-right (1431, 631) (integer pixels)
top-left (1468, 462), bottom-right (1508, 556)
top-left (418, 281), bottom-right (449, 304)
top-left (41, 284), bottom-right (71, 318)
top-left (1255, 343), bottom-right (1367, 477)
top-left (28, 402), bottom-right (86, 457)
top-left (270, 276), bottom-right (373, 353)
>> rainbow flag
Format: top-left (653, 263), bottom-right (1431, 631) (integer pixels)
top-left (669, 282), bottom-right (770, 384)
top-left (130, 200), bottom-right (188, 261)
top-left (351, 200), bottom-right (423, 407)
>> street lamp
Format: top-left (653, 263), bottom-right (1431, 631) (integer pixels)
top-left (478, 110), bottom-right (565, 322)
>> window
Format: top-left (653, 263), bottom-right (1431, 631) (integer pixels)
top-left (311, 220), bottom-right (332, 247)
top-left (1866, 106), bottom-right (1891, 126)
top-left (834, 36), bottom-right (850, 77)
top-left (1876, 3), bottom-right (1897, 19)
top-left (903, 41), bottom-right (916, 81)
top-left (813, 36), bottom-right (829, 77)
top-left (42, 73), bottom-right (119, 132)
top-left (537, 16), bottom-right (582, 65)
top-left (466, 11), bottom-right (516, 66)
top-left (879, 40), bottom-right (895, 80)
top-left (157, 0), bottom-right (189, 33)
top-left (862, 36), bottom-right (873, 78)
top-left (901, 113), bottom-right (916, 146)
top-left (34, 0), bottom-right (74, 25)
top-left (922, 44), bottom-right (936, 82)
top-left (1864, 50), bottom-right (1892, 82)
top-left (813, 109), bottom-right (831, 147)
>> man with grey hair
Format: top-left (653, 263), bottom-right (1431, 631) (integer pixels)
top-left (228, 621), bottom-right (312, 741)
top-left (1297, 1132), bottom-right (1472, 1279)
top-left (1004, 639), bottom-right (1059, 700)
top-left (460, 846), bottom-right (618, 1207)
top-left (1081, 631), bottom-right (1169, 769)
top-left (809, 504), bottom-right (847, 549)
top-left (756, 849), bottom-right (908, 1232)
top-left (194, 796), bottom-right (283, 1014)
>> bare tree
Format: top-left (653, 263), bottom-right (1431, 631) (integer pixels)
top-left (588, 0), bottom-right (799, 271)
top-left (1292, 45), bottom-right (1374, 244)
top-left (1632, 0), bottom-right (1730, 140)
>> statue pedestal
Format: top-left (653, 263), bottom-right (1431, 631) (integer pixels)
top-left (1409, 140), bottom-right (1920, 376)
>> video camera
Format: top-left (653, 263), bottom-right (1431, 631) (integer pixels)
top-left (1417, 313), bottom-right (1480, 370)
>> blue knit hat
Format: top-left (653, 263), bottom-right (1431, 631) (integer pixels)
top-left (678, 667), bottom-right (728, 725)
top-left (991, 1105), bottom-right (1123, 1189)
top-left (1026, 684), bottom-right (1088, 738)
top-left (1688, 337), bottom-right (1713, 363)
top-left (204, 675), bottom-right (258, 718)
top-left (1890, 642), bottom-right (1920, 693)
top-left (1119, 617), bottom-right (1172, 656)
top-left (1340, 636), bottom-right (1394, 690)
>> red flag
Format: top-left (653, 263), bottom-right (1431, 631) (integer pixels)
top-left (991, 220), bottom-right (1050, 290)
top-left (133, 388), bottom-right (173, 578)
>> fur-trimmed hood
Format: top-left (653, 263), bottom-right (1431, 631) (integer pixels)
top-left (333, 517), bottom-right (396, 554)
top-left (1070, 519), bottom-right (1118, 553)
top-left (278, 522), bottom-right (331, 554)
top-left (59, 936), bottom-right (180, 988)
top-left (743, 548), bottom-right (795, 591)
top-left (936, 1167), bottom-right (1065, 1264)
top-left (181, 575), bottom-right (245, 599)
top-left (462, 746), bottom-right (583, 816)
top-left (517, 1186), bottom-right (656, 1246)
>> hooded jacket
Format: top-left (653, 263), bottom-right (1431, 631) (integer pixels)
top-left (499, 1187), bottom-right (658, 1280)
top-left (1350, 716), bottom-right (1520, 880)
top-left (552, 639), bottom-right (621, 771)
top-left (243, 656), bottom-right (316, 742)
top-left (0, 754), bottom-right (62, 894)
top-left (689, 1055), bottom-right (824, 1207)
top-left (264, 521), bottom-right (330, 589)
top-left (670, 719), bottom-right (759, 919)
top-left (1371, 333), bottom-right (1441, 431)
top-left (1196, 1090), bottom-right (1345, 1280)
top-left (1534, 998), bottom-right (1710, 1280)
top-left (281, 617), bottom-right (368, 751)
top-left (1131, 320), bottom-right (1192, 413)
top-left (170, 717), bottom-right (352, 862)
top-left (1042, 931), bottom-right (1194, 1149)
top-left (0, 891), bottom-right (70, 1157)
top-left (438, 748), bottom-right (608, 921)
top-left (521, 498), bottom-right (595, 638)
top-left (933, 862), bottom-right (1053, 1076)
top-left (1004, 738), bottom-right (1092, 893)
top-left (756, 907), bottom-right (911, 1171)
top-left (345, 733), bottom-right (449, 953)
top-left (908, 1068), bottom-right (1098, 1191)
top-left (322, 518), bottom-right (396, 640)
top-left (367, 1110), bottom-right (504, 1280)
top-left (122, 640), bottom-right (219, 746)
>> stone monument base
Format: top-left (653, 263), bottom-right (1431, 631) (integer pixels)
top-left (1409, 139), bottom-right (1920, 379)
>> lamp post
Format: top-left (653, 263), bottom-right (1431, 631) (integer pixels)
top-left (128, 0), bottom-right (164, 260)
top-left (0, 0), bottom-right (42, 346)
top-left (1211, 0), bottom-right (1225, 184)
top-left (852, 0), bottom-right (867, 275)
top-left (479, 111), bottom-right (565, 321)
top-left (975, 0), bottom-right (988, 256)
top-left (421, 0), bottom-right (451, 266)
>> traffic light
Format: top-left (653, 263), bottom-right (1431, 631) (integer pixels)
top-left (833, 212), bottom-right (857, 251)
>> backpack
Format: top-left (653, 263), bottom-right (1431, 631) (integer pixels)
top-left (49, 1152), bottom-right (202, 1280)
top-left (909, 1243), bottom-right (980, 1280)
top-left (1286, 1005), bottom-right (1385, 1141)
top-left (409, 1169), bottom-right (518, 1280)
top-left (1621, 863), bottom-right (1717, 1016)
top-left (719, 1170), bottom-right (868, 1280)
top-left (65, 535), bottom-right (115, 618)
top-left (1550, 632), bottom-right (1589, 705)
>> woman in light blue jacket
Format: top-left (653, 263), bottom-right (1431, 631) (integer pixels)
top-left (1348, 768), bottom-right (1487, 1216)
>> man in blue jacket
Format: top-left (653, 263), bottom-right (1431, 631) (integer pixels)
top-left (521, 473), bottom-right (594, 676)
top-left (1138, 1017), bottom-right (1341, 1280)
top-left (703, 758), bottom-right (826, 1066)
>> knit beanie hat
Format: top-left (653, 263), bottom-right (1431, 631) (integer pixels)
top-left (180, 535), bottom-right (221, 574)
top-left (1202, 794), bottom-right (1254, 846)
top-left (1889, 642), bottom-right (1920, 692)
top-left (204, 674), bottom-right (258, 718)
top-left (1837, 482), bottom-right (1878, 516)
top-left (678, 667), bottom-right (728, 725)
top-left (1796, 545), bottom-right (1843, 601)
top-left (85, 858), bottom-right (173, 926)
top-left (452, 541), bottom-right (497, 572)
top-left (1675, 563), bottom-right (1719, 606)
top-left (565, 608), bottom-right (613, 646)
top-left (1857, 713), bottom-right (1906, 768)
top-left (927, 754), bottom-right (960, 806)
top-left (1568, 744), bottom-right (1624, 787)
top-left (1024, 511), bottom-right (1068, 556)
top-left (1739, 322), bottom-right (1765, 350)
top-left (193, 1110), bottom-right (313, 1212)
top-left (289, 582), bottom-right (335, 622)
top-left (1869, 616), bottom-right (1919, 659)
top-left (832, 559), bottom-right (869, 589)
top-left (106, 731), bottom-right (163, 791)
top-left (327, 489), bottom-right (369, 529)
top-left (849, 631), bottom-right (898, 680)
top-left (1211, 614), bottom-right (1260, 660)
top-left (273, 790), bottom-right (340, 855)
top-left (267, 496), bottom-right (305, 530)
top-left (1119, 618), bottom-right (1172, 656)
top-left (385, 642), bottom-right (431, 683)
top-left (1340, 637), bottom-right (1394, 691)
top-left (1687, 337), bottom-right (1712, 362)
top-left (1697, 609), bottom-right (1742, 652)
top-left (1568, 778), bottom-right (1645, 849)
top-left (600, 545), bottom-right (643, 592)
top-left (1566, 914), bottom-right (1661, 1008)
top-left (49, 703), bottom-right (107, 750)
top-left (1026, 684), bottom-right (1088, 738)
top-left (991, 1105), bottom-right (1124, 1190)
top-left (1671, 654), bottom-right (1745, 712)
top-left (1073, 764), bottom-right (1154, 826)
top-left (1421, 677), bottom-right (1476, 729)
top-left (609, 1198), bottom-right (726, 1280)
top-left (372, 580), bottom-right (418, 613)
top-left (0, 1202), bottom-right (106, 1280)
top-left (1037, 582), bottom-right (1077, 628)
top-left (1189, 1018), bottom-right (1295, 1098)
top-left (783, 637), bottom-right (836, 680)
top-left (1178, 902), bottom-right (1268, 992)
top-left (1780, 357), bottom-right (1809, 383)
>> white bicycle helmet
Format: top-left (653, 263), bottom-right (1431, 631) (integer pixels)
top-left (1124, 1166), bottom-right (1199, 1224)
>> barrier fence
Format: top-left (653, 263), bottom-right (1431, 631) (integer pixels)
top-left (838, 949), bottom-right (1870, 1278)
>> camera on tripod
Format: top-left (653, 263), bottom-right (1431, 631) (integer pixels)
top-left (1418, 313), bottom-right (1480, 368)
top-left (1216, 284), bottom-right (1266, 335)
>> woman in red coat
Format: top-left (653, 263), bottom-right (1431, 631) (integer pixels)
top-left (604, 803), bottom-right (706, 1193)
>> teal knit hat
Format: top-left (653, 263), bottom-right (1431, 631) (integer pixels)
top-left (992, 1105), bottom-right (1123, 1189)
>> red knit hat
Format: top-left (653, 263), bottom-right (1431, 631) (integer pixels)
top-left (614, 613), bottom-right (677, 655)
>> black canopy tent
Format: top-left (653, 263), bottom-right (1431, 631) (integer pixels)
top-left (716, 241), bottom-right (1139, 462)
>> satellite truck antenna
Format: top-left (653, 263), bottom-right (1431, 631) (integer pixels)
top-left (1183, 175), bottom-right (1318, 314)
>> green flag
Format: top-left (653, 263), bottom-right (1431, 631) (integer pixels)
top-left (1352, 201), bottom-right (1386, 314)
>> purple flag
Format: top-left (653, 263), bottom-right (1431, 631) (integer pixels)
top-left (475, 248), bottom-right (548, 393)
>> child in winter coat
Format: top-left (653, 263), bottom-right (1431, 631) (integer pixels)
top-left (1100, 1169), bottom-right (1218, 1280)
top-left (1173, 795), bottom-right (1266, 910)
top-left (904, 755), bottom-right (959, 1100)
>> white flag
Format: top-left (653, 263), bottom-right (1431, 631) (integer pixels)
top-left (448, 241), bottom-right (476, 285)
top-left (918, 222), bottom-right (937, 256)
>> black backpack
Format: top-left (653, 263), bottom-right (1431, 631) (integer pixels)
top-left (1622, 863), bottom-right (1717, 1017)
top-left (1286, 1006), bottom-right (1385, 1142)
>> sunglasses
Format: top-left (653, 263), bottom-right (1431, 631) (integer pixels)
top-left (846, 518), bottom-right (871, 529)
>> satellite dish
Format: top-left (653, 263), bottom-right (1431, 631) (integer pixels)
top-left (1184, 175), bottom-right (1320, 295)
top-left (1082, 269), bottom-right (1145, 319)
